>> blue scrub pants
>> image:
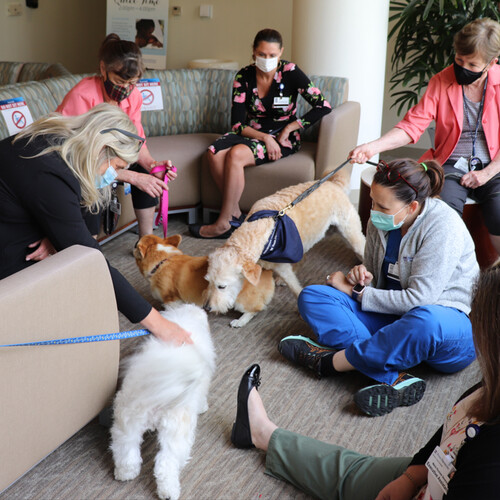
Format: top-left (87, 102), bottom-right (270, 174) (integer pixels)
top-left (298, 285), bottom-right (475, 385)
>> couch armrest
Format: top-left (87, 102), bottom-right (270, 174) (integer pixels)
top-left (314, 101), bottom-right (361, 186)
top-left (0, 245), bottom-right (120, 493)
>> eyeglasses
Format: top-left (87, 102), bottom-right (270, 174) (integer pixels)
top-left (100, 127), bottom-right (145, 153)
top-left (367, 160), bottom-right (418, 196)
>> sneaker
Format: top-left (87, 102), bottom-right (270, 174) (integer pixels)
top-left (278, 335), bottom-right (337, 378)
top-left (354, 373), bottom-right (426, 417)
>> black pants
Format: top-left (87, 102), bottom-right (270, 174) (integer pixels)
top-left (441, 161), bottom-right (500, 236)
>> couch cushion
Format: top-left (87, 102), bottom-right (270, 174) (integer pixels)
top-left (18, 62), bottom-right (71, 82)
top-left (0, 81), bottom-right (60, 140)
top-left (146, 133), bottom-right (219, 208)
top-left (0, 62), bottom-right (24, 86)
top-left (142, 69), bottom-right (207, 137)
top-left (42, 73), bottom-right (93, 109)
top-left (202, 68), bottom-right (234, 134)
top-left (297, 74), bottom-right (349, 143)
top-left (201, 141), bottom-right (316, 213)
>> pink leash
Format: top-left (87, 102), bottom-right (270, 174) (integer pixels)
top-left (150, 163), bottom-right (177, 237)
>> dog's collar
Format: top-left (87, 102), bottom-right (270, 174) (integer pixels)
top-left (148, 258), bottom-right (168, 276)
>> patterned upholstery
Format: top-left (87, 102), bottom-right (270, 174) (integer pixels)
top-left (43, 74), bottom-right (92, 109)
top-left (18, 62), bottom-right (71, 82)
top-left (0, 68), bottom-right (349, 143)
top-left (0, 82), bottom-right (59, 139)
top-left (0, 62), bottom-right (24, 86)
top-left (297, 74), bottom-right (348, 142)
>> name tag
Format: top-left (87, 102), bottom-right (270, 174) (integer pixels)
top-left (273, 96), bottom-right (290, 109)
top-left (388, 262), bottom-right (400, 282)
top-left (453, 157), bottom-right (469, 175)
top-left (426, 446), bottom-right (456, 496)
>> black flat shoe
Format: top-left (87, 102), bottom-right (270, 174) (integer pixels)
top-left (231, 364), bottom-right (261, 448)
top-left (188, 223), bottom-right (234, 239)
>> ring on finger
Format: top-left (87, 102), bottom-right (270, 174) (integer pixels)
top-left (326, 274), bottom-right (330, 281)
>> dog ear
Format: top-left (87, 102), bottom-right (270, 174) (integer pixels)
top-left (135, 238), bottom-right (148, 259)
top-left (242, 260), bottom-right (262, 286)
top-left (165, 234), bottom-right (182, 247)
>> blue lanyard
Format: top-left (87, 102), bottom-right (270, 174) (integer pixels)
top-left (462, 76), bottom-right (487, 157)
top-left (0, 329), bottom-right (150, 347)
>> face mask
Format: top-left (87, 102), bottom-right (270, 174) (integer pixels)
top-left (96, 161), bottom-right (118, 189)
top-left (453, 61), bottom-right (487, 86)
top-left (370, 204), bottom-right (409, 232)
top-left (103, 76), bottom-right (134, 102)
top-left (255, 56), bottom-right (278, 73)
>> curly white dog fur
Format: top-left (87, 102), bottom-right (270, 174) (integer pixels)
top-left (110, 303), bottom-right (216, 500)
top-left (205, 174), bottom-right (365, 317)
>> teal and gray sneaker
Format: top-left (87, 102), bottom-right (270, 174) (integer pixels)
top-left (354, 373), bottom-right (426, 417)
top-left (278, 335), bottom-right (337, 378)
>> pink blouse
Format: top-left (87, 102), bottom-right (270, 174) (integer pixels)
top-left (56, 76), bottom-right (145, 140)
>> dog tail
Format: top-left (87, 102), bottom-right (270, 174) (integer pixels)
top-left (320, 162), bottom-right (351, 192)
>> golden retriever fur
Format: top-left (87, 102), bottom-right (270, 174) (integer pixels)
top-left (205, 174), bottom-right (365, 313)
top-left (134, 234), bottom-right (275, 327)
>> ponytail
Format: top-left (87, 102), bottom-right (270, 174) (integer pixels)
top-left (373, 158), bottom-right (444, 204)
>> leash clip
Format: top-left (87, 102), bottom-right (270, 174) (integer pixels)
top-left (278, 203), bottom-right (292, 217)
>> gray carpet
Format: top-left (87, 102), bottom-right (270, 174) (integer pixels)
top-left (1, 215), bottom-right (481, 500)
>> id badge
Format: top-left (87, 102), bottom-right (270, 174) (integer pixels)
top-left (425, 446), bottom-right (456, 496)
top-left (273, 96), bottom-right (290, 109)
top-left (453, 157), bottom-right (469, 175)
top-left (110, 198), bottom-right (121, 215)
top-left (124, 182), bottom-right (131, 195)
top-left (387, 262), bottom-right (400, 282)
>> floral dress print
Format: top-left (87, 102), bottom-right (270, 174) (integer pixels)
top-left (208, 60), bottom-right (332, 165)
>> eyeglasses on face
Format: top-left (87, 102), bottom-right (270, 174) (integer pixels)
top-left (100, 127), bottom-right (145, 153)
top-left (367, 160), bottom-right (418, 196)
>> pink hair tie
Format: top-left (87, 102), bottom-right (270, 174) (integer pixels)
top-left (150, 163), bottom-right (177, 237)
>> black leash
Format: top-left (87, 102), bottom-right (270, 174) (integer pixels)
top-left (277, 158), bottom-right (351, 216)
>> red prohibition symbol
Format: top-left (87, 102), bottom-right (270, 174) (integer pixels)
top-left (141, 89), bottom-right (154, 105)
top-left (12, 110), bottom-right (26, 129)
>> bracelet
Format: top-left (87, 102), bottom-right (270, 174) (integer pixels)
top-left (403, 470), bottom-right (420, 492)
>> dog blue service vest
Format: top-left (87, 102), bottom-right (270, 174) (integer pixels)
top-left (231, 210), bottom-right (304, 263)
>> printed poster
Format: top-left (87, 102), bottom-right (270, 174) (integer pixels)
top-left (106, 0), bottom-right (168, 69)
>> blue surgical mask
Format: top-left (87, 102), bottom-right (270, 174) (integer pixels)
top-left (370, 204), bottom-right (409, 231)
top-left (95, 161), bottom-right (118, 189)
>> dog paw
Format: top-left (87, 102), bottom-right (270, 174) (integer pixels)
top-left (114, 463), bottom-right (141, 481)
top-left (197, 400), bottom-right (209, 414)
top-left (156, 479), bottom-right (181, 500)
top-left (230, 318), bottom-right (245, 328)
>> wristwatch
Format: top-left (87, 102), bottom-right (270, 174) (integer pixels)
top-left (351, 283), bottom-right (366, 301)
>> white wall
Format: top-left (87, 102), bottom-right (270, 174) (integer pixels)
top-left (381, 16), bottom-right (432, 151)
top-left (0, 0), bottom-right (106, 73)
top-left (292, 0), bottom-right (390, 189)
top-left (166, 1), bottom-right (292, 69)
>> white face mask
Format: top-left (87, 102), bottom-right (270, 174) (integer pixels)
top-left (255, 56), bottom-right (278, 73)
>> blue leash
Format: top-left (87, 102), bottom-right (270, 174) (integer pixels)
top-left (0, 329), bottom-right (150, 347)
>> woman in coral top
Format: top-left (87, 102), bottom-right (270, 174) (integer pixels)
top-left (57, 33), bottom-right (175, 239)
top-left (350, 18), bottom-right (500, 255)
top-left (189, 28), bottom-right (332, 239)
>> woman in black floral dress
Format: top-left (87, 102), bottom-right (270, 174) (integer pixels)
top-left (189, 28), bottom-right (332, 239)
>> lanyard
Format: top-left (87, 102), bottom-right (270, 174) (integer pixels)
top-left (462, 76), bottom-right (487, 157)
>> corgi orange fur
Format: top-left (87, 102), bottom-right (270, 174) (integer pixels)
top-left (134, 234), bottom-right (275, 328)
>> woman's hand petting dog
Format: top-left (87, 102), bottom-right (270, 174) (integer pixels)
top-left (141, 308), bottom-right (193, 346)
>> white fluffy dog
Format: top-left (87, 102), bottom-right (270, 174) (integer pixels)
top-left (110, 303), bottom-right (216, 500)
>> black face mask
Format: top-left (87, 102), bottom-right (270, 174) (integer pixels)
top-left (453, 61), bottom-right (486, 86)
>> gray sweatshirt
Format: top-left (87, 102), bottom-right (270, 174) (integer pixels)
top-left (361, 197), bottom-right (479, 316)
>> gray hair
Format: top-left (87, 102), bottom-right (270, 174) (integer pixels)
top-left (14, 103), bottom-right (142, 211)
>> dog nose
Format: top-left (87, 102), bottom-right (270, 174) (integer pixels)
top-left (203, 303), bottom-right (212, 312)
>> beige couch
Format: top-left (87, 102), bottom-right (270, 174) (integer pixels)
top-left (0, 246), bottom-right (120, 493)
top-left (0, 67), bottom-right (360, 239)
